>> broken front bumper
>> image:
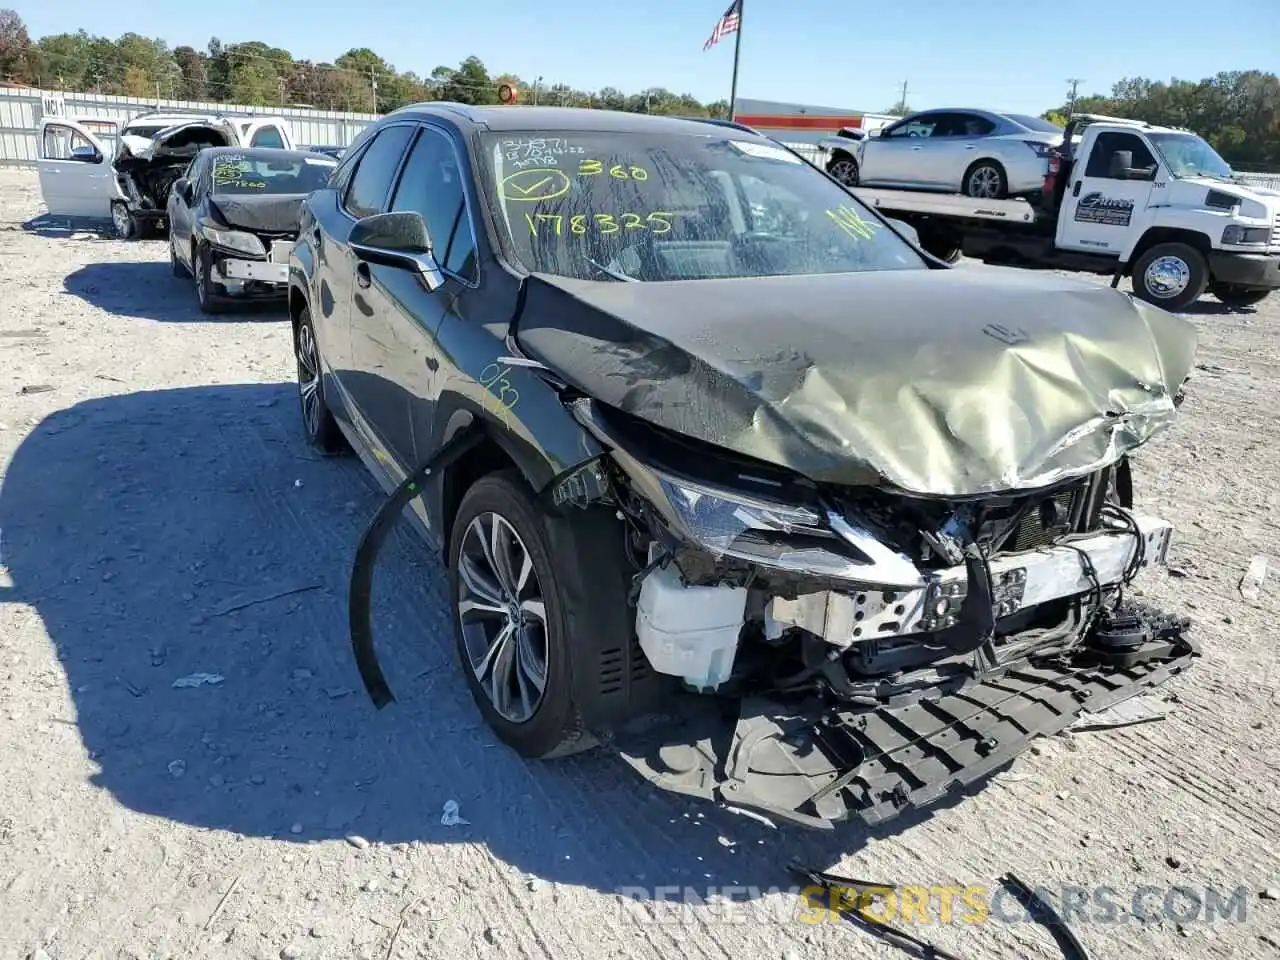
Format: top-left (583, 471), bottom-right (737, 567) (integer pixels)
top-left (614, 629), bottom-right (1197, 830)
top-left (768, 513), bottom-right (1173, 645)
top-left (218, 240), bottom-right (292, 286)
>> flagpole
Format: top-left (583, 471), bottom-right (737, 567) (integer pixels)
top-left (728, 0), bottom-right (744, 120)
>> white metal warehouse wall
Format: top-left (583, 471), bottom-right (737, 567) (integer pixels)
top-left (0, 87), bottom-right (378, 166)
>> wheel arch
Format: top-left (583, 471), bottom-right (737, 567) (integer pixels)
top-left (963, 156), bottom-right (1007, 187)
top-left (433, 393), bottom-right (605, 550)
top-left (1124, 228), bottom-right (1213, 275)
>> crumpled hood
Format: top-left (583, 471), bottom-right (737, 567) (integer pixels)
top-left (116, 121), bottom-right (234, 166)
top-left (514, 267), bottom-right (1199, 496)
top-left (208, 195), bottom-right (305, 234)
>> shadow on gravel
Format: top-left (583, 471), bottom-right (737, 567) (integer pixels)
top-left (64, 262), bottom-right (287, 322)
top-left (0, 383), bottom-right (989, 895)
top-left (21, 213), bottom-right (116, 240)
top-left (1183, 298), bottom-right (1269, 316)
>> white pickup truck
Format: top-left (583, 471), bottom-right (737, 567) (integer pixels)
top-left (849, 114), bottom-right (1280, 310)
top-left (36, 111), bottom-right (295, 238)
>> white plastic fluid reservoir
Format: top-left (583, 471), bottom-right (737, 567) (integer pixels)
top-left (635, 564), bottom-right (747, 692)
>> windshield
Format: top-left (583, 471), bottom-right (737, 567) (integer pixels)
top-left (1007, 114), bottom-right (1063, 134)
top-left (210, 153), bottom-right (337, 195)
top-left (480, 130), bottom-right (925, 281)
top-left (1147, 133), bottom-right (1234, 180)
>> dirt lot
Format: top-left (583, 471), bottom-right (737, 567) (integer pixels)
top-left (1, 165), bottom-right (1277, 960)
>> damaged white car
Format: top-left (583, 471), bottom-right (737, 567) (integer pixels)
top-left (36, 112), bottom-right (294, 238)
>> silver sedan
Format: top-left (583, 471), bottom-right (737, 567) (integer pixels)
top-left (827, 108), bottom-right (1064, 198)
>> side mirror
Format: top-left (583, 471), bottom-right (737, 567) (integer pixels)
top-left (173, 178), bottom-right (194, 204)
top-left (348, 211), bottom-right (445, 292)
top-left (70, 144), bottom-right (101, 163)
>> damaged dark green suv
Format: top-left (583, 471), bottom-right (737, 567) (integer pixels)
top-left (288, 104), bottom-right (1199, 829)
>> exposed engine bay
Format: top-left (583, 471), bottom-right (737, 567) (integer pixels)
top-left (556, 398), bottom-right (1197, 828)
top-left (115, 124), bottom-right (232, 219)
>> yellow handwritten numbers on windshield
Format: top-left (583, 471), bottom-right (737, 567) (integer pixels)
top-left (525, 212), bottom-right (675, 237)
top-left (827, 204), bottom-right (880, 241)
top-left (576, 159), bottom-right (649, 181)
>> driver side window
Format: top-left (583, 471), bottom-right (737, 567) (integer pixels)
top-left (1084, 132), bottom-right (1158, 179)
top-left (42, 125), bottom-right (98, 161)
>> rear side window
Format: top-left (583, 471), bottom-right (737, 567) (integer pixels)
top-left (390, 128), bottom-right (478, 282)
top-left (251, 125), bottom-right (285, 149)
top-left (344, 125), bottom-right (415, 218)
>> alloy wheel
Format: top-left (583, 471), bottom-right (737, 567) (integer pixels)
top-left (828, 159), bottom-right (858, 186)
top-left (967, 166), bottom-right (1002, 198)
top-left (295, 323), bottom-right (322, 437)
top-left (456, 512), bottom-right (548, 724)
top-left (111, 204), bottom-right (131, 238)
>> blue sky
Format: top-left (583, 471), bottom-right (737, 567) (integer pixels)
top-left (19, 0), bottom-right (1280, 115)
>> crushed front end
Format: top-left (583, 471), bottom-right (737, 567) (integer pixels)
top-left (202, 228), bottom-right (294, 301)
top-left (564, 399), bottom-right (1197, 829)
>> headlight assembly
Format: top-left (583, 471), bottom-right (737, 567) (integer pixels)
top-left (612, 446), bottom-right (921, 585)
top-left (202, 225), bottom-right (266, 257)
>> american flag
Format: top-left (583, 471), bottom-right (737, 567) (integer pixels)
top-left (703, 0), bottom-right (742, 51)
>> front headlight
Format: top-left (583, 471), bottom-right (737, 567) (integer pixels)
top-left (620, 454), bottom-right (920, 584)
top-left (202, 225), bottom-right (266, 257)
top-left (1221, 224), bottom-right (1270, 246)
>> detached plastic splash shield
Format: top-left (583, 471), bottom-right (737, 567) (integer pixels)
top-left (613, 638), bottom-right (1199, 830)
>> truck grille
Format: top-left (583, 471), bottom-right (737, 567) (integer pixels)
top-left (1272, 213), bottom-right (1280, 249)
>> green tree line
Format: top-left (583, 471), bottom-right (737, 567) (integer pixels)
top-left (0, 9), bottom-right (728, 119)
top-left (2, 9), bottom-right (1277, 168)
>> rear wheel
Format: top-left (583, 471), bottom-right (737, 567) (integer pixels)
top-left (293, 307), bottom-right (346, 455)
top-left (1131, 243), bottom-right (1208, 311)
top-left (826, 153), bottom-right (859, 187)
top-left (963, 161), bottom-right (1008, 199)
top-left (1208, 281), bottom-right (1271, 308)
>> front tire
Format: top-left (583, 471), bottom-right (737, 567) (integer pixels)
top-left (1208, 281), bottom-right (1271, 308)
top-left (194, 243), bottom-right (226, 314)
top-left (826, 153), bottom-right (859, 187)
top-left (169, 232), bottom-right (188, 278)
top-left (1131, 243), bottom-right (1208, 311)
top-left (963, 161), bottom-right (1008, 199)
top-left (110, 201), bottom-right (135, 240)
top-left (448, 471), bottom-right (602, 759)
top-left (293, 307), bottom-right (346, 455)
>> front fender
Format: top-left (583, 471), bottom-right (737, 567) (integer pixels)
top-left (433, 358), bottom-right (602, 494)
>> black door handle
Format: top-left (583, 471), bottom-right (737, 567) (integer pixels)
top-left (1072, 181), bottom-right (1082, 197)
top-left (356, 262), bottom-right (371, 289)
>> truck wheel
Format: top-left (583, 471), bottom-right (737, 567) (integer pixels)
top-left (826, 153), bottom-right (859, 186)
top-left (963, 161), bottom-right (1007, 199)
top-left (1131, 243), bottom-right (1208, 311)
top-left (110, 201), bottom-right (135, 240)
top-left (1208, 282), bottom-right (1271, 308)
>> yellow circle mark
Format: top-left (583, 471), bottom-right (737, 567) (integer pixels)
top-left (500, 168), bottom-right (571, 202)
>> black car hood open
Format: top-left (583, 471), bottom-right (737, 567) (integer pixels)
top-left (208, 195), bottom-right (306, 234)
top-left (514, 267), bottom-right (1198, 496)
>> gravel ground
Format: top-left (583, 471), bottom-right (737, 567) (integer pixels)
top-left (1, 166), bottom-right (1277, 960)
